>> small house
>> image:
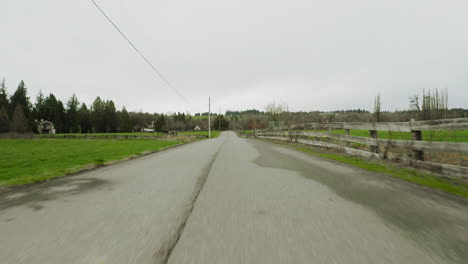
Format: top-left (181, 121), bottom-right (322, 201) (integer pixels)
top-left (194, 125), bottom-right (201, 131)
top-left (37, 120), bottom-right (56, 134)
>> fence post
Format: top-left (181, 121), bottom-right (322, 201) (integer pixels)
top-left (345, 129), bottom-right (350, 136)
top-left (369, 130), bottom-right (379, 153)
top-left (412, 130), bottom-right (424, 161)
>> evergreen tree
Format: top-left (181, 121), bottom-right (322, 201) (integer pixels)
top-left (10, 81), bottom-right (33, 129)
top-left (91, 97), bottom-right (106, 132)
top-left (104, 100), bottom-right (118, 132)
top-left (11, 105), bottom-right (28, 133)
top-left (56, 100), bottom-right (66, 133)
top-left (154, 115), bottom-right (166, 132)
top-left (0, 106), bottom-right (10, 133)
top-left (118, 107), bottom-right (132, 132)
top-left (34, 90), bottom-right (46, 121)
top-left (0, 78), bottom-right (9, 115)
top-left (78, 103), bottom-right (91, 133)
top-left (213, 115), bottom-right (229, 130)
top-left (42, 94), bottom-right (66, 133)
top-left (66, 94), bottom-right (80, 133)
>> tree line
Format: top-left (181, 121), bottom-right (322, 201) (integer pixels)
top-left (1, 78), bottom-right (465, 134)
top-left (0, 79), bottom-right (141, 133)
top-left (0, 78), bottom-right (232, 134)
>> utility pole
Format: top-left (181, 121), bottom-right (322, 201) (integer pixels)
top-left (208, 97), bottom-right (211, 138)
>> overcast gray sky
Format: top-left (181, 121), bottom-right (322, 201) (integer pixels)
top-left (1, 0), bottom-right (467, 114)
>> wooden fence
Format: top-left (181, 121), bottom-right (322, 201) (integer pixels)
top-left (255, 118), bottom-right (468, 179)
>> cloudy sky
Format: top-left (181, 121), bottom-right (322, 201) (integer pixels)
top-left (1, 0), bottom-right (467, 114)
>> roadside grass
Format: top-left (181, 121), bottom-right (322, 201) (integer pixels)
top-left (178, 131), bottom-right (221, 138)
top-left (294, 146), bottom-right (468, 198)
top-left (39, 131), bottom-right (222, 138)
top-left (192, 115), bottom-right (209, 120)
top-left (0, 139), bottom-right (182, 186)
top-left (309, 129), bottom-right (468, 142)
top-left (38, 132), bottom-right (160, 138)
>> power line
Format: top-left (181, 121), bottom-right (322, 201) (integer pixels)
top-left (89, 0), bottom-right (190, 107)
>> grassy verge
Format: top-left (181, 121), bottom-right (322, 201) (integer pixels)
top-left (309, 129), bottom-right (468, 142)
top-left (178, 131), bottom-right (221, 138)
top-left (38, 132), bottom-right (159, 137)
top-left (37, 131), bottom-right (223, 140)
top-left (0, 139), bottom-right (182, 186)
top-left (293, 146), bottom-right (468, 198)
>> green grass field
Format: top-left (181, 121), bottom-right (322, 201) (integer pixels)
top-left (309, 129), bottom-right (468, 142)
top-left (39, 131), bottom-right (222, 138)
top-left (178, 131), bottom-right (221, 138)
top-left (38, 132), bottom-right (161, 138)
top-left (0, 139), bottom-right (182, 186)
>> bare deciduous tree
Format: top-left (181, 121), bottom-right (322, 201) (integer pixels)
top-left (373, 93), bottom-right (381, 122)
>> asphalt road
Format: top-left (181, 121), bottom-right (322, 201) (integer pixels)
top-left (1, 132), bottom-right (467, 263)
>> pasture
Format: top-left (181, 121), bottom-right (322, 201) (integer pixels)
top-left (0, 139), bottom-right (182, 186)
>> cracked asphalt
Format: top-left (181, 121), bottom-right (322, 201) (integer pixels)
top-left (1, 132), bottom-right (467, 263)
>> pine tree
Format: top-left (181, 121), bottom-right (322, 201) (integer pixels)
top-left (104, 100), bottom-right (118, 132)
top-left (78, 103), bottom-right (91, 133)
top-left (119, 107), bottom-right (132, 132)
top-left (42, 94), bottom-right (66, 133)
top-left (0, 106), bottom-right (10, 133)
top-left (154, 115), bottom-right (166, 132)
top-left (11, 105), bottom-right (28, 133)
top-left (10, 81), bottom-right (33, 130)
top-left (34, 90), bottom-right (46, 121)
top-left (0, 78), bottom-right (9, 115)
top-left (91, 97), bottom-right (105, 132)
top-left (66, 94), bottom-right (80, 133)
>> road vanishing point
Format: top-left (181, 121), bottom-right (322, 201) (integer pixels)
top-left (1, 132), bottom-right (467, 264)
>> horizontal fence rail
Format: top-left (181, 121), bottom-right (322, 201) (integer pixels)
top-left (259, 131), bottom-right (468, 154)
top-left (283, 118), bottom-right (468, 132)
top-left (256, 118), bottom-right (468, 179)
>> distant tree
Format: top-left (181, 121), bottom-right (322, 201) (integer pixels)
top-left (33, 90), bottom-right (46, 121)
top-left (104, 100), bottom-right (118, 132)
top-left (42, 94), bottom-right (66, 133)
top-left (409, 95), bottom-right (420, 112)
top-left (0, 78), bottom-right (9, 115)
top-left (66, 94), bottom-right (80, 133)
top-left (118, 107), bottom-right (132, 132)
top-left (373, 93), bottom-right (381, 122)
top-left (0, 106), bottom-right (10, 133)
top-left (78, 103), bottom-right (91, 133)
top-left (213, 115), bottom-right (229, 130)
top-left (422, 88), bottom-right (448, 120)
top-left (10, 81), bottom-right (33, 129)
top-left (409, 88), bottom-right (448, 120)
top-left (90, 97), bottom-right (106, 132)
top-left (265, 102), bottom-right (288, 121)
top-left (11, 105), bottom-right (29, 133)
top-left (154, 115), bottom-right (166, 132)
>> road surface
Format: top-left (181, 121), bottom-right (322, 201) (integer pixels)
top-left (1, 132), bottom-right (467, 263)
